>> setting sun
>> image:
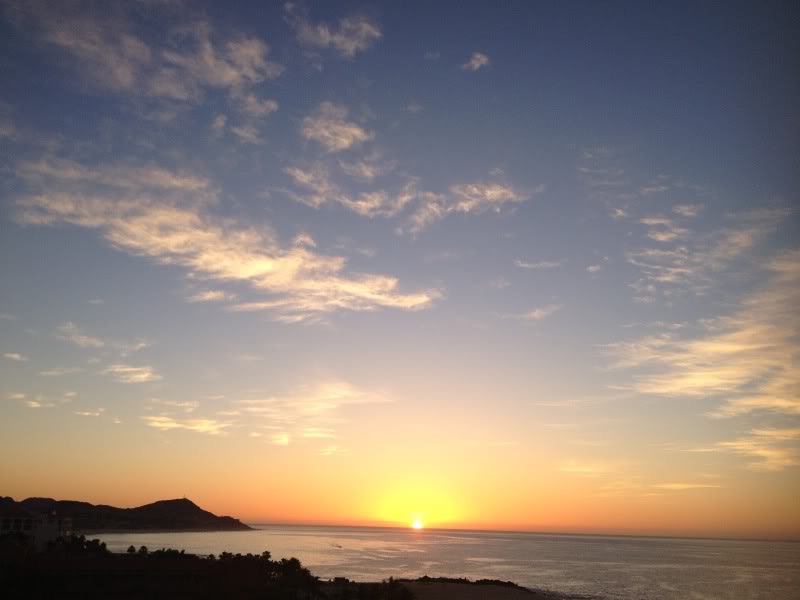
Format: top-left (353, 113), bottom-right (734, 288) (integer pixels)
top-left (411, 519), bottom-right (424, 530)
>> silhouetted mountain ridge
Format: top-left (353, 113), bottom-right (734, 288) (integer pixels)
top-left (3, 496), bottom-right (252, 531)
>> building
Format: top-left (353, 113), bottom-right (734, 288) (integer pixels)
top-left (0, 502), bottom-right (72, 550)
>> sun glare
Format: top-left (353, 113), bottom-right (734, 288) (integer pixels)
top-left (411, 518), bottom-right (424, 530)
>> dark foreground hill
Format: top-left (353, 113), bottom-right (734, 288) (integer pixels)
top-left (0, 534), bottom-right (414, 600)
top-left (2, 496), bottom-right (252, 531)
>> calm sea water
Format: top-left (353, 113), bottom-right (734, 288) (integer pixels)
top-left (92, 525), bottom-right (800, 600)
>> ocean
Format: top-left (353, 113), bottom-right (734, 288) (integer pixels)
top-left (92, 525), bottom-right (800, 599)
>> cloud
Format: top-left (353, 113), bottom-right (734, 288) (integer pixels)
top-left (284, 163), bottom-right (417, 218)
top-left (14, 159), bottom-right (438, 323)
top-left (0, 116), bottom-right (18, 140)
top-left (234, 380), bottom-right (385, 441)
top-left (627, 208), bottom-right (789, 300)
top-left (229, 125), bottom-right (264, 144)
top-left (693, 428), bottom-right (800, 472)
top-left (606, 250), bottom-right (800, 417)
top-left (407, 181), bottom-right (541, 234)
top-left (186, 290), bottom-right (237, 303)
top-left (673, 204), bottom-right (703, 217)
top-left (103, 364), bottom-right (162, 384)
top-left (518, 304), bottom-right (562, 322)
top-left (302, 427), bottom-right (336, 438)
top-left (514, 260), bottom-right (563, 270)
top-left (12, 0), bottom-right (284, 127)
top-left (652, 483), bottom-right (722, 490)
top-left (301, 102), bottom-right (374, 153)
top-left (339, 153), bottom-right (395, 181)
top-left (3, 352), bottom-right (28, 361)
top-left (640, 216), bottom-right (689, 242)
top-left (16, 158), bottom-right (211, 192)
top-left (285, 2), bottom-right (381, 58)
top-left (58, 322), bottom-right (105, 348)
top-left (9, 392), bottom-right (55, 409)
top-left (462, 52), bottom-right (490, 71)
top-left (8, 4), bottom-right (282, 112)
top-left (271, 432), bottom-right (290, 445)
top-left (148, 398), bottom-right (199, 413)
top-left (141, 416), bottom-right (232, 435)
top-left (236, 94), bottom-right (278, 118)
top-left (586, 264), bottom-right (603, 274)
top-left (210, 113), bottom-right (227, 134)
top-left (489, 277), bottom-right (510, 289)
top-left (74, 408), bottom-right (105, 417)
top-left (39, 367), bottom-right (81, 377)
top-left (56, 320), bottom-right (147, 355)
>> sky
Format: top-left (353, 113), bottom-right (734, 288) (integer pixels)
top-left (0, 1), bottom-right (798, 539)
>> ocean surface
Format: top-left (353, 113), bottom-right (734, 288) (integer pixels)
top-left (93, 525), bottom-right (800, 600)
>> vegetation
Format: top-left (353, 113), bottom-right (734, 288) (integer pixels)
top-left (0, 533), bottom-right (414, 599)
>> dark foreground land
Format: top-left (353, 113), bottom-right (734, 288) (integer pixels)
top-left (0, 533), bottom-right (555, 600)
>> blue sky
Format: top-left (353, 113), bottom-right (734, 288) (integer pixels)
top-left (1, 1), bottom-right (798, 536)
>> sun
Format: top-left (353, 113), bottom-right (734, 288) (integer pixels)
top-left (411, 518), bottom-right (424, 530)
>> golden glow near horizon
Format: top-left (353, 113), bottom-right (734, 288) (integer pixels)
top-left (411, 518), bottom-right (424, 530)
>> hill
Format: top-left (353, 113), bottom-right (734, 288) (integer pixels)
top-left (3, 496), bottom-right (252, 532)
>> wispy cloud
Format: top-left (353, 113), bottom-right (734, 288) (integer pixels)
top-left (301, 102), bottom-right (374, 153)
top-left (339, 152), bottom-right (395, 181)
top-left (229, 124), bottom-right (264, 145)
top-left (74, 408), bottom-right (106, 417)
top-left (461, 52), bottom-right (490, 71)
top-left (186, 290), bottom-right (237, 303)
top-left (653, 483), bottom-right (722, 490)
top-left (15, 159), bottom-right (438, 323)
top-left (640, 216), bottom-right (689, 243)
top-left (407, 181), bottom-right (541, 234)
top-left (320, 445), bottom-right (350, 456)
top-left (284, 163), bottom-right (416, 217)
top-left (8, 4), bottom-right (283, 110)
top-left (56, 321), bottom-right (148, 356)
top-left (627, 208), bottom-right (789, 301)
top-left (673, 204), bottom-right (703, 217)
top-left (141, 416), bottom-right (232, 435)
top-left (3, 352), bottom-right (28, 361)
top-left (39, 367), bottom-right (81, 377)
top-left (103, 364), bottom-right (162, 384)
top-left (692, 428), bottom-right (800, 472)
top-left (234, 380), bottom-right (385, 443)
top-left (285, 2), bottom-right (381, 59)
top-left (514, 259), bottom-right (563, 270)
top-left (58, 322), bottom-right (104, 348)
top-left (148, 399), bottom-right (199, 413)
top-left (607, 250), bottom-right (800, 417)
top-left (516, 304), bottom-right (562, 322)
